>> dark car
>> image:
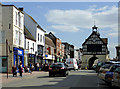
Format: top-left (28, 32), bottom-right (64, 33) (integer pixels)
top-left (49, 63), bottom-right (69, 77)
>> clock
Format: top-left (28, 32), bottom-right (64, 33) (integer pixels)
top-left (93, 38), bottom-right (96, 43)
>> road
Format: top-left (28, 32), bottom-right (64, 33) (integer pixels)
top-left (2, 70), bottom-right (111, 89)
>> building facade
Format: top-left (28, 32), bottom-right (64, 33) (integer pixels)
top-left (81, 25), bottom-right (110, 69)
top-left (116, 45), bottom-right (120, 61)
top-left (44, 36), bottom-right (55, 64)
top-left (56, 38), bottom-right (62, 62)
top-left (22, 9), bottom-right (46, 65)
top-left (1, 5), bottom-right (24, 73)
top-left (24, 26), bottom-right (36, 66)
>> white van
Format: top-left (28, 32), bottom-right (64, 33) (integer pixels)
top-left (66, 58), bottom-right (78, 70)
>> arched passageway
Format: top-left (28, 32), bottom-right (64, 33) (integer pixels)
top-left (88, 57), bottom-right (98, 69)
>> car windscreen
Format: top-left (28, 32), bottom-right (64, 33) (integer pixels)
top-left (110, 65), bottom-right (120, 72)
top-left (102, 64), bottom-right (112, 69)
top-left (50, 64), bottom-right (64, 68)
top-left (115, 67), bottom-right (120, 73)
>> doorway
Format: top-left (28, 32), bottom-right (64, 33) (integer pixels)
top-left (88, 57), bottom-right (98, 69)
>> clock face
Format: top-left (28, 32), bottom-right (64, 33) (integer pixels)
top-left (93, 38), bottom-right (96, 42)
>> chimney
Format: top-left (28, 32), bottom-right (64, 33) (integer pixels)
top-left (19, 8), bottom-right (24, 11)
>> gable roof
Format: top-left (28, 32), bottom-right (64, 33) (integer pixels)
top-left (2, 4), bottom-right (24, 14)
top-left (45, 36), bottom-right (55, 47)
top-left (102, 38), bottom-right (108, 44)
top-left (26, 14), bottom-right (46, 32)
top-left (82, 31), bottom-right (107, 46)
top-left (24, 26), bottom-right (36, 41)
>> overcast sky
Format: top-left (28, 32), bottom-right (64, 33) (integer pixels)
top-left (2, 2), bottom-right (118, 59)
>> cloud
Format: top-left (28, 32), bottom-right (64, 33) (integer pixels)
top-left (107, 32), bottom-right (118, 37)
top-left (51, 25), bottom-right (80, 32)
top-left (45, 5), bottom-right (118, 34)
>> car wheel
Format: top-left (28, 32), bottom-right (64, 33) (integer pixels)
top-left (49, 74), bottom-right (52, 77)
top-left (111, 81), bottom-right (115, 87)
top-left (67, 71), bottom-right (69, 75)
top-left (49, 72), bottom-right (52, 77)
top-left (63, 72), bottom-right (66, 77)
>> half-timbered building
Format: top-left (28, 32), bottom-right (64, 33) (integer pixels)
top-left (81, 25), bottom-right (110, 69)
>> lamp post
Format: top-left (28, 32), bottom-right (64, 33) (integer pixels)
top-left (30, 47), bottom-right (33, 64)
top-left (6, 40), bottom-right (8, 79)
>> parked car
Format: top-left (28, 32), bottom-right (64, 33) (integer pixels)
top-left (49, 63), bottom-right (69, 77)
top-left (111, 67), bottom-right (120, 87)
top-left (66, 58), bottom-right (78, 71)
top-left (95, 61), bottom-right (105, 73)
top-left (105, 64), bottom-right (120, 84)
top-left (98, 63), bottom-right (114, 80)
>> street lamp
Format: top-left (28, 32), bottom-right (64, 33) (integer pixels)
top-left (30, 47), bottom-right (33, 64)
top-left (6, 40), bottom-right (8, 79)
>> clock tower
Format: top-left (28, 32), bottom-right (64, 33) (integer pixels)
top-left (81, 25), bottom-right (110, 69)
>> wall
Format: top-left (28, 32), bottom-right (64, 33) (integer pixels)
top-left (25, 38), bottom-right (36, 54)
top-left (13, 6), bottom-right (24, 48)
top-left (81, 55), bottom-right (107, 69)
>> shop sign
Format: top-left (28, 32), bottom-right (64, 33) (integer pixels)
top-left (29, 54), bottom-right (35, 57)
top-left (18, 50), bottom-right (22, 55)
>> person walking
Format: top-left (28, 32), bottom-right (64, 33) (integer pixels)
top-left (18, 63), bottom-right (23, 77)
top-left (37, 63), bottom-right (39, 71)
top-left (12, 65), bottom-right (17, 77)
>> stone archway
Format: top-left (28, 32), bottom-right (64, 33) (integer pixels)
top-left (88, 57), bottom-right (98, 69)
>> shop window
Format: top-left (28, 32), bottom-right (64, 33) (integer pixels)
top-left (2, 58), bottom-right (7, 67)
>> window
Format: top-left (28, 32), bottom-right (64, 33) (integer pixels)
top-left (16, 30), bottom-right (19, 45)
top-left (2, 58), bottom-right (7, 67)
top-left (19, 32), bottom-right (22, 45)
top-left (40, 35), bottom-right (42, 42)
top-left (18, 12), bottom-right (21, 27)
top-left (43, 36), bottom-right (44, 42)
top-left (38, 33), bottom-right (39, 41)
top-left (16, 12), bottom-right (17, 25)
top-left (28, 42), bottom-right (29, 49)
top-left (33, 43), bottom-right (34, 52)
top-left (9, 24), bottom-right (11, 29)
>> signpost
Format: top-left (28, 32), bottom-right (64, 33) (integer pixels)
top-left (6, 40), bottom-right (8, 79)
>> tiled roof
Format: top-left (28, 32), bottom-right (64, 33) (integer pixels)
top-left (27, 14), bottom-right (46, 32)
top-left (24, 26), bottom-right (36, 41)
top-left (45, 36), bottom-right (55, 47)
top-left (102, 38), bottom-right (108, 44)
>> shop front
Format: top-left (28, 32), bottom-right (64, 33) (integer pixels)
top-left (28, 54), bottom-right (35, 65)
top-left (13, 47), bottom-right (24, 69)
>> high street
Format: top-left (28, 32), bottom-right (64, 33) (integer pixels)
top-left (2, 70), bottom-right (111, 88)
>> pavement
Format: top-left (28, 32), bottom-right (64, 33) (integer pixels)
top-left (1, 71), bottom-right (48, 84)
top-left (1, 70), bottom-right (111, 88)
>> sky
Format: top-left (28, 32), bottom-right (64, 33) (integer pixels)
top-left (2, 2), bottom-right (118, 59)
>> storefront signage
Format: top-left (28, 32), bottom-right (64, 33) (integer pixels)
top-left (18, 50), bottom-right (22, 55)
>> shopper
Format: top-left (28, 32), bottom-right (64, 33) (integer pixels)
top-left (12, 65), bottom-right (17, 77)
top-left (18, 63), bottom-right (23, 77)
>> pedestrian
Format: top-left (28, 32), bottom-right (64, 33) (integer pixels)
top-left (12, 65), bottom-right (17, 77)
top-left (29, 63), bottom-right (33, 74)
top-left (24, 65), bottom-right (28, 72)
top-left (18, 63), bottom-right (23, 77)
top-left (37, 63), bottom-right (39, 71)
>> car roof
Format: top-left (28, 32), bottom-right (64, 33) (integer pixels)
top-left (52, 62), bottom-right (64, 65)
